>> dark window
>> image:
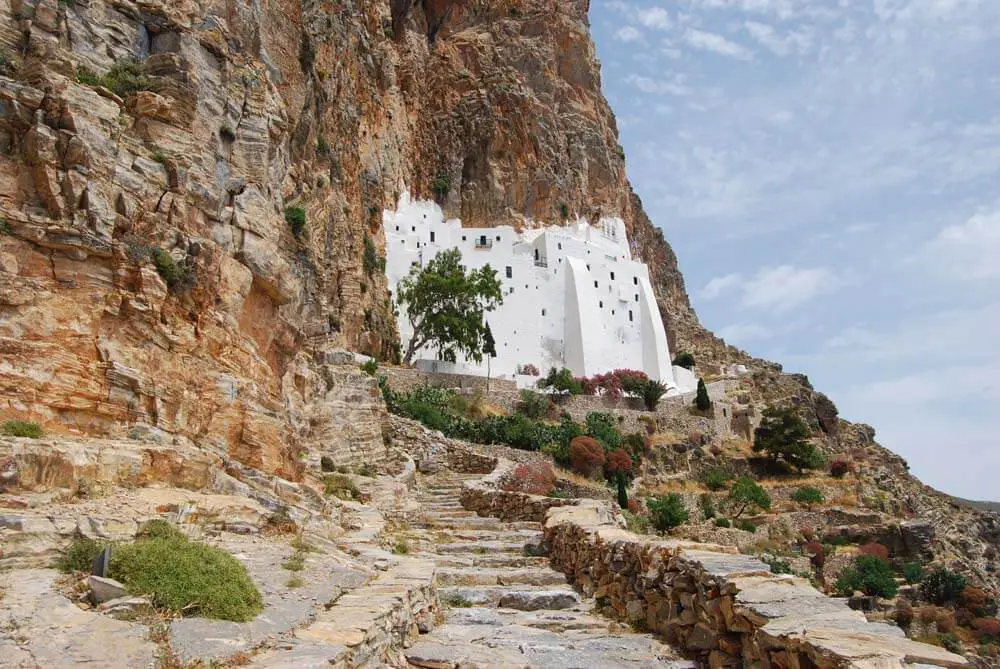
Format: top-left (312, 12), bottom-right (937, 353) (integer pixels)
top-left (634, 294), bottom-right (639, 302)
top-left (599, 301), bottom-right (603, 308)
top-left (594, 280), bottom-right (599, 288)
top-left (505, 266), bottom-right (513, 279)
top-left (629, 310), bottom-right (633, 322)
top-left (611, 310), bottom-right (615, 316)
top-left (586, 264), bottom-right (590, 271)
top-left (558, 243), bottom-right (562, 250)
top-left (462, 235), bottom-right (467, 241)
top-left (633, 277), bottom-right (638, 285)
top-left (411, 226), bottom-right (415, 232)
top-left (542, 309), bottom-right (547, 316)
top-left (610, 271), bottom-right (615, 280)
top-left (496, 235), bottom-right (501, 241)
top-left (509, 287), bottom-right (514, 295)
top-left (430, 231), bottom-right (435, 242)
top-left (395, 225), bottom-right (399, 231)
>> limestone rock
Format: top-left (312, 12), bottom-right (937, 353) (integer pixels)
top-left (89, 575), bottom-right (127, 604)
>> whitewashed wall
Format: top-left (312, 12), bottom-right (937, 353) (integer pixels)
top-left (384, 190), bottom-right (697, 394)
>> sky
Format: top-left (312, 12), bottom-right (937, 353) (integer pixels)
top-left (588, 0), bottom-right (1000, 500)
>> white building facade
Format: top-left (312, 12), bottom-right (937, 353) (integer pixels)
top-left (384, 190), bottom-right (697, 394)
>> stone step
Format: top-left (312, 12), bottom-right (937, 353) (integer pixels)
top-left (432, 528), bottom-right (541, 542)
top-left (433, 540), bottom-right (529, 555)
top-left (430, 554), bottom-right (552, 569)
top-left (438, 584), bottom-right (578, 608)
top-left (416, 516), bottom-right (504, 530)
top-left (417, 509), bottom-right (478, 519)
top-left (436, 566), bottom-right (568, 587)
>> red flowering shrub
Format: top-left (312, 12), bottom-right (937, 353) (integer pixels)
top-left (961, 586), bottom-right (994, 617)
top-left (517, 363), bottom-right (540, 376)
top-left (804, 542), bottom-right (826, 567)
top-left (974, 618), bottom-right (1000, 639)
top-left (858, 543), bottom-right (890, 562)
top-left (830, 458), bottom-right (855, 478)
top-left (606, 449), bottom-right (633, 476)
top-left (569, 436), bottom-right (605, 478)
top-left (801, 526), bottom-right (815, 542)
top-left (627, 498), bottom-right (641, 514)
top-left (502, 461), bottom-right (555, 496)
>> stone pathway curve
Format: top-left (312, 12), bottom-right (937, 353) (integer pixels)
top-left (403, 473), bottom-right (692, 669)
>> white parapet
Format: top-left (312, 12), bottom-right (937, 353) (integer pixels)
top-left (383, 189), bottom-right (679, 390)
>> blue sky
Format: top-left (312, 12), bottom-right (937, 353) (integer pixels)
top-left (589, 0), bottom-right (1000, 499)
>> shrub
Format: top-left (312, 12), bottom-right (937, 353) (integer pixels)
top-left (921, 567), bottom-right (967, 606)
top-left (895, 602), bottom-right (915, 628)
top-left (857, 542), bottom-right (890, 562)
top-left (698, 493), bottom-right (716, 520)
top-left (285, 206), bottom-right (306, 237)
top-left (694, 379), bottom-right (712, 412)
top-left (433, 172), bottom-right (451, 199)
top-left (517, 363), bottom-right (540, 376)
top-left (801, 526), bottom-right (816, 541)
top-left (57, 537), bottom-right (108, 573)
top-left (830, 458), bottom-right (854, 478)
top-left (804, 542), bottom-right (826, 567)
top-left (703, 468), bottom-right (731, 491)
top-left (715, 517), bottom-right (731, 528)
top-left (298, 32), bottom-right (315, 72)
top-left (647, 493), bottom-right (689, 533)
top-left (791, 486), bottom-right (825, 506)
top-left (962, 586), bottom-right (998, 617)
top-left (392, 539), bottom-right (410, 555)
top-left (517, 390), bottom-right (552, 419)
top-left (569, 436), bottom-right (605, 478)
top-left (151, 247), bottom-right (194, 294)
top-left (728, 476), bottom-right (771, 518)
top-left (672, 352), bottom-right (695, 369)
top-left (622, 510), bottom-right (650, 534)
top-left (219, 124), bottom-right (237, 142)
top-left (974, 618), bottom-right (1000, 641)
top-left (939, 633), bottom-right (962, 654)
top-left (323, 474), bottom-right (359, 500)
top-left (753, 406), bottom-right (824, 471)
top-left (734, 519), bottom-right (757, 533)
top-left (605, 449), bottom-right (633, 477)
top-left (538, 367), bottom-right (584, 395)
top-left (2, 420), bottom-right (43, 438)
top-left (835, 555), bottom-right (899, 598)
top-left (108, 523), bottom-right (263, 621)
top-left (78, 59), bottom-right (151, 98)
top-left (640, 379), bottom-right (668, 411)
top-left (502, 461), bottom-right (555, 496)
top-left (316, 134), bottom-right (329, 156)
top-left (362, 234), bottom-right (383, 275)
top-left (360, 359), bottom-right (378, 375)
top-left (585, 412), bottom-right (622, 451)
top-left (763, 556), bottom-right (792, 574)
top-left (559, 203), bottom-right (569, 219)
top-left (0, 218), bottom-right (9, 235)
top-left (902, 562), bottom-right (924, 584)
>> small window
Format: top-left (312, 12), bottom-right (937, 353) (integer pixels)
top-left (411, 226), bottom-right (415, 232)
top-left (525, 284), bottom-right (528, 289)
top-left (395, 225), bottom-right (399, 231)
top-left (586, 264), bottom-right (590, 271)
top-left (558, 243), bottom-right (562, 250)
top-left (611, 310), bottom-right (615, 316)
top-left (423, 214), bottom-right (427, 219)
top-left (430, 231), bottom-right (435, 242)
top-left (594, 280), bottom-right (598, 288)
top-left (629, 310), bottom-right (633, 322)
top-left (505, 266), bottom-right (513, 279)
top-left (542, 308), bottom-right (547, 316)
top-left (462, 235), bottom-right (467, 241)
top-left (633, 277), bottom-right (638, 285)
top-left (610, 271), bottom-right (615, 280)
top-left (496, 235), bottom-right (501, 241)
top-left (509, 287), bottom-right (514, 295)
top-left (599, 301), bottom-right (603, 308)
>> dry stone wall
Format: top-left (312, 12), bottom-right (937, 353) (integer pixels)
top-left (457, 458), bottom-right (968, 669)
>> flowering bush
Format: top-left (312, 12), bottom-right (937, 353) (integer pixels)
top-left (974, 617), bottom-right (1000, 640)
top-left (502, 461), bottom-right (555, 496)
top-left (605, 449), bottom-right (633, 476)
top-left (804, 542), bottom-right (826, 567)
top-left (858, 542), bottom-right (890, 562)
top-left (830, 458), bottom-right (855, 478)
top-left (569, 436), bottom-right (605, 478)
top-left (517, 363), bottom-right (540, 376)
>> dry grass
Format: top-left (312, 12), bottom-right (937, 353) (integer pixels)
top-left (646, 479), bottom-right (704, 495)
top-left (554, 469), bottom-right (607, 493)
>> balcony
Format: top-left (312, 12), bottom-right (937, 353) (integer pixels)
top-left (474, 238), bottom-right (493, 249)
top-left (534, 256), bottom-right (548, 268)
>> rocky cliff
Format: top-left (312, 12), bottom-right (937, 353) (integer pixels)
top-left (0, 0), bottom-right (995, 608)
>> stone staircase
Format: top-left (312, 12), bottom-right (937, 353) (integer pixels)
top-left (403, 473), bottom-right (693, 669)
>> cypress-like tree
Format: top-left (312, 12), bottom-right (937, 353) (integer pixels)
top-left (483, 322), bottom-right (496, 392)
top-left (694, 379), bottom-right (712, 412)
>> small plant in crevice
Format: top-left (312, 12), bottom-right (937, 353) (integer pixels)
top-left (76, 59), bottom-right (152, 98)
top-left (152, 151), bottom-right (168, 165)
top-left (0, 218), bottom-right (10, 235)
top-left (360, 359), bottom-right (379, 376)
top-left (362, 233), bottom-right (383, 275)
top-left (2, 419), bottom-right (43, 438)
top-left (151, 247), bottom-right (194, 294)
top-left (559, 203), bottom-right (569, 219)
top-left (219, 124), bottom-right (237, 143)
top-left (285, 206), bottom-right (306, 237)
top-left (432, 172), bottom-right (451, 200)
top-left (316, 134), bottom-right (329, 156)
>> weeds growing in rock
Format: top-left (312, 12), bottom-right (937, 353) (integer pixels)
top-left (150, 247), bottom-right (194, 294)
top-left (56, 537), bottom-right (108, 573)
top-left (285, 206), bottom-right (306, 237)
top-left (281, 552), bottom-right (306, 572)
top-left (290, 535), bottom-right (318, 554)
top-left (360, 359), bottom-right (379, 376)
top-left (2, 420), bottom-right (43, 438)
top-left (392, 539), bottom-right (410, 555)
top-left (323, 474), bottom-right (359, 500)
top-left (442, 594), bottom-right (473, 608)
top-left (0, 218), bottom-right (10, 235)
top-left (702, 468), bottom-right (731, 491)
top-left (77, 59), bottom-right (151, 98)
top-left (714, 517), bottom-right (731, 528)
top-left (285, 574), bottom-right (304, 588)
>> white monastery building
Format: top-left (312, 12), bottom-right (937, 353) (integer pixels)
top-left (384, 190), bottom-right (698, 394)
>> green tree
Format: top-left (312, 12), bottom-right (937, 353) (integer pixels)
top-left (647, 493), bottom-right (689, 533)
top-left (728, 476), bottom-right (771, 518)
top-left (694, 379), bottom-right (711, 412)
top-left (835, 555), bottom-right (898, 598)
top-left (640, 379), bottom-right (667, 411)
top-left (752, 406), bottom-right (824, 471)
top-left (483, 321), bottom-right (497, 391)
top-left (921, 567), bottom-right (967, 606)
top-left (396, 248), bottom-right (503, 365)
top-left (672, 352), bottom-right (695, 369)
top-left (790, 486), bottom-right (825, 506)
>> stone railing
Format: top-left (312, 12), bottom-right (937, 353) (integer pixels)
top-left (459, 460), bottom-right (968, 669)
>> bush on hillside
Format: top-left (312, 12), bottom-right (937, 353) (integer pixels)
top-left (829, 458), bottom-right (855, 478)
top-left (647, 493), bottom-right (689, 533)
top-left (538, 367), bottom-right (584, 395)
top-left (902, 561), bottom-right (924, 584)
top-left (569, 436), bottom-right (605, 478)
top-left (922, 567), bottom-right (967, 606)
top-left (857, 542), bottom-right (890, 562)
top-left (517, 390), bottom-right (553, 419)
top-left (715, 517), bottom-right (731, 528)
top-left (727, 476), bottom-right (771, 518)
top-left (2, 420), bottom-right (43, 438)
top-left (639, 379), bottom-right (668, 411)
top-left (57, 537), bottom-right (108, 573)
top-left (109, 521), bottom-right (263, 621)
top-left (672, 352), bottom-right (695, 369)
top-left (702, 468), bottom-right (731, 491)
top-left (835, 555), bottom-right (899, 598)
top-left (585, 412), bottom-right (622, 451)
top-left (285, 207), bottom-right (307, 237)
top-left (502, 462), bottom-right (555, 496)
top-left (753, 406), bottom-right (824, 471)
top-left (790, 486), bottom-right (825, 506)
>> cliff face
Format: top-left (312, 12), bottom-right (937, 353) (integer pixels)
top-left (0, 0), bottom-right (713, 473)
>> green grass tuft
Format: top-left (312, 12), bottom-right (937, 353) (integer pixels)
top-left (57, 537), bottom-right (108, 573)
top-left (281, 552), bottom-right (306, 572)
top-left (2, 420), bottom-right (43, 438)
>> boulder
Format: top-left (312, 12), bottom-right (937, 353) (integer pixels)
top-left (88, 575), bottom-right (127, 604)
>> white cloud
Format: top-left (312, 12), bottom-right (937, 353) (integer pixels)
top-left (912, 208), bottom-right (1000, 280)
top-left (636, 7), bottom-right (672, 30)
top-left (717, 322), bottom-right (772, 342)
top-left (701, 273), bottom-right (741, 299)
top-left (743, 20), bottom-right (812, 56)
top-left (684, 28), bottom-right (754, 60)
top-left (700, 266), bottom-right (839, 311)
top-left (740, 265), bottom-right (838, 311)
top-left (625, 74), bottom-right (691, 96)
top-left (614, 26), bottom-right (642, 43)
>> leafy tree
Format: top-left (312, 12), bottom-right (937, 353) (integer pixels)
top-left (902, 562), bottom-right (924, 584)
top-left (483, 321), bottom-right (497, 391)
top-left (694, 379), bottom-right (712, 412)
top-left (727, 476), bottom-right (771, 518)
top-left (752, 406), bottom-right (824, 471)
top-left (648, 493), bottom-right (689, 533)
top-left (702, 468), bottom-right (731, 491)
top-left (396, 249), bottom-right (503, 365)
top-left (921, 567), bottom-right (967, 606)
top-left (672, 352), bottom-right (695, 369)
top-left (538, 367), bottom-right (584, 395)
top-left (835, 555), bottom-right (898, 598)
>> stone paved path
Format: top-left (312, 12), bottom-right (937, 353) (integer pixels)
top-left (403, 473), bottom-right (693, 669)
